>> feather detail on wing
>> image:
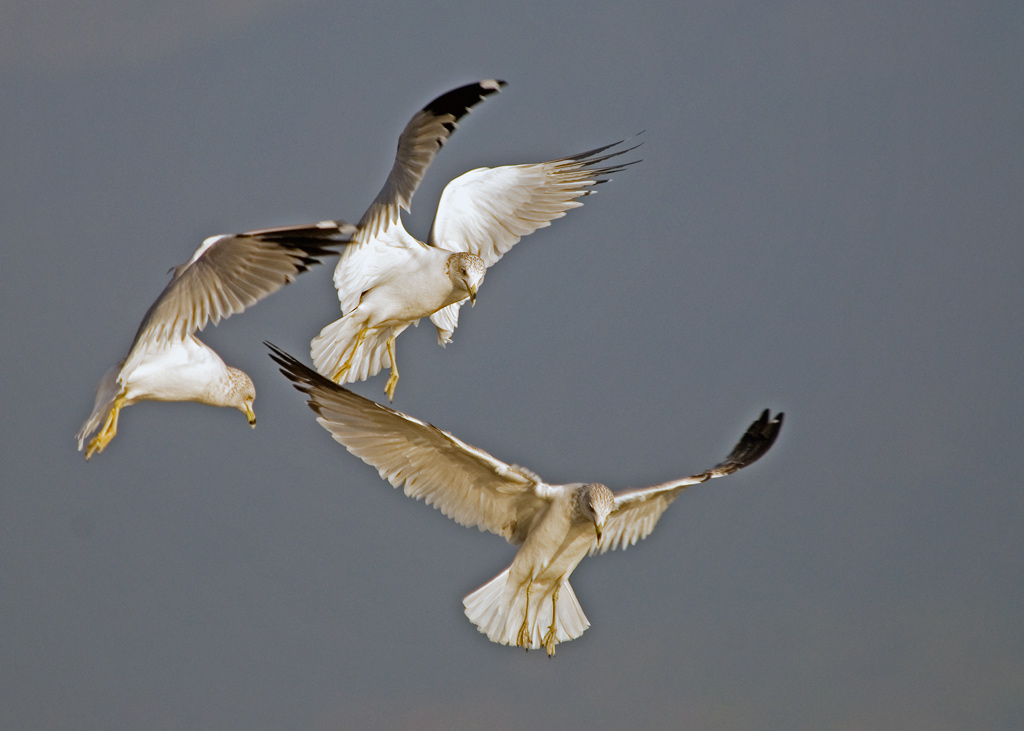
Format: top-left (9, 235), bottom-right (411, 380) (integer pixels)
top-left (428, 138), bottom-right (640, 267)
top-left (236, 219), bottom-right (356, 246)
top-left (268, 343), bottom-right (549, 542)
top-left (130, 231), bottom-right (345, 349)
top-left (591, 410), bottom-right (784, 555)
top-left (357, 80), bottom-right (506, 240)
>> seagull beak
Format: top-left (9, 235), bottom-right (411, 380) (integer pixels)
top-left (468, 283), bottom-right (478, 306)
top-left (245, 404), bottom-right (256, 428)
top-left (595, 522), bottom-right (604, 544)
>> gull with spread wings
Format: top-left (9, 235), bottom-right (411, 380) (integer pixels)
top-left (308, 80), bottom-right (638, 399)
top-left (76, 222), bottom-right (354, 459)
top-left (269, 344), bottom-right (783, 656)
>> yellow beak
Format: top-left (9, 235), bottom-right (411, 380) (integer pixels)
top-left (245, 403), bottom-right (256, 427)
top-left (468, 283), bottom-right (478, 306)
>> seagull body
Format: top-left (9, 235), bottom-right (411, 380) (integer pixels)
top-left (464, 481), bottom-right (614, 651)
top-left (269, 345), bottom-right (783, 656)
top-left (309, 80), bottom-right (638, 399)
top-left (76, 223), bottom-right (353, 459)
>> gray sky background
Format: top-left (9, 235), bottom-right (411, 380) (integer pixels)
top-left (3, 1), bottom-right (1022, 729)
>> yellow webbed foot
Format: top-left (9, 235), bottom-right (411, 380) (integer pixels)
top-left (543, 631), bottom-right (558, 657)
top-left (85, 399), bottom-right (124, 460)
top-left (543, 583), bottom-right (561, 657)
top-left (516, 616), bottom-right (532, 649)
top-left (384, 373), bottom-right (399, 401)
top-left (85, 433), bottom-right (110, 461)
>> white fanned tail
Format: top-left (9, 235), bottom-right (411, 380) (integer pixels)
top-left (463, 569), bottom-right (590, 652)
top-left (310, 316), bottom-right (394, 384)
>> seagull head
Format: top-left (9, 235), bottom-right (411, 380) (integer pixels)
top-left (579, 483), bottom-right (615, 543)
top-left (446, 252), bottom-right (486, 306)
top-left (226, 368), bottom-right (257, 427)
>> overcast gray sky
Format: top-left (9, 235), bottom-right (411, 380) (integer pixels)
top-left (3, 1), bottom-right (1022, 729)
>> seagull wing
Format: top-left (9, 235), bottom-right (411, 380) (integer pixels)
top-left (268, 344), bottom-right (550, 543)
top-left (357, 80), bottom-right (506, 240)
top-left (591, 410), bottom-right (784, 555)
top-left (128, 229), bottom-right (348, 352)
top-left (428, 139), bottom-right (639, 267)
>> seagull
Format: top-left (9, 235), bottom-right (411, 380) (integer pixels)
top-left (76, 221), bottom-right (354, 460)
top-left (268, 344), bottom-right (783, 656)
top-left (308, 79), bottom-right (638, 400)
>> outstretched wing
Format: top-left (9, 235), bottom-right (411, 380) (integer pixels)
top-left (357, 80), bottom-right (506, 240)
top-left (268, 344), bottom-right (549, 543)
top-left (592, 410), bottom-right (784, 555)
top-left (129, 227), bottom-right (352, 351)
top-left (428, 139), bottom-right (639, 267)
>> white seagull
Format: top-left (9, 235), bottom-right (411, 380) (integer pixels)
top-left (76, 221), bottom-right (354, 460)
top-left (269, 345), bottom-right (783, 656)
top-left (308, 79), bottom-right (638, 399)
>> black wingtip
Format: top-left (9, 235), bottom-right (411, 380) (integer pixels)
top-left (245, 219), bottom-right (357, 251)
top-left (264, 342), bottom-right (333, 396)
top-left (265, 341), bottom-right (399, 423)
top-left (422, 80), bottom-right (506, 121)
top-left (710, 409), bottom-right (784, 476)
top-left (559, 135), bottom-right (644, 177)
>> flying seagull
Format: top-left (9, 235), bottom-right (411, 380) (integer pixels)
top-left (308, 79), bottom-right (638, 400)
top-left (76, 222), bottom-right (354, 460)
top-left (268, 344), bottom-right (783, 656)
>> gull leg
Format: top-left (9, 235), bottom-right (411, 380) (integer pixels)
top-left (383, 336), bottom-right (399, 401)
top-left (543, 583), bottom-right (561, 657)
top-left (86, 397), bottom-right (125, 460)
top-left (516, 584), bottom-right (533, 649)
top-left (331, 327), bottom-right (368, 383)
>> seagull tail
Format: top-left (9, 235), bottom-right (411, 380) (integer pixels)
top-left (76, 363), bottom-right (122, 451)
top-left (463, 569), bottom-right (590, 652)
top-left (310, 316), bottom-right (391, 385)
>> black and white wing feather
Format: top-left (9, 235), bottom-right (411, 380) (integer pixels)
top-left (130, 229), bottom-right (351, 350)
top-left (592, 410), bottom-right (784, 555)
top-left (357, 80), bottom-right (506, 240)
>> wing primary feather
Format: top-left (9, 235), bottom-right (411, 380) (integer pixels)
top-left (556, 136), bottom-right (644, 172)
top-left (243, 220), bottom-right (357, 248)
top-left (706, 409), bottom-right (784, 477)
top-left (128, 232), bottom-right (348, 351)
top-left (422, 79), bottom-right (507, 122)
